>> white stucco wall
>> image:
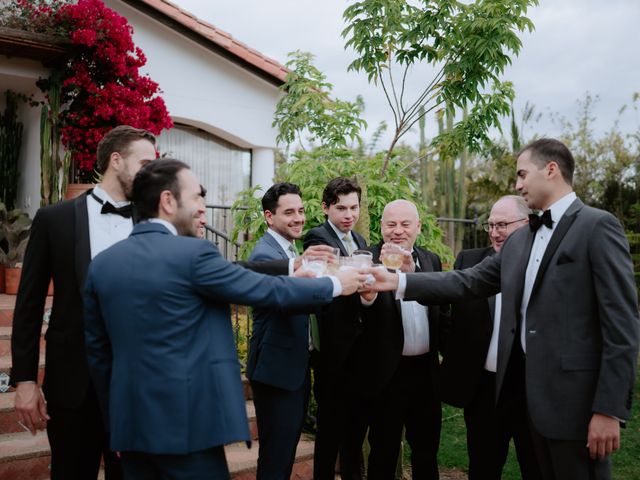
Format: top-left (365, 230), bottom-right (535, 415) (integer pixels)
top-left (2, 1), bottom-right (283, 217)
top-left (106, 0), bottom-right (280, 188)
top-left (0, 56), bottom-right (48, 217)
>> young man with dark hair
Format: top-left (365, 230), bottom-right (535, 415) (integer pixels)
top-left (303, 177), bottom-right (367, 480)
top-left (371, 138), bottom-right (640, 480)
top-left (11, 125), bottom-right (157, 480)
top-left (84, 161), bottom-right (367, 480)
top-left (247, 182), bottom-right (311, 480)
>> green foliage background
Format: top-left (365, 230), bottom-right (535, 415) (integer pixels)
top-left (232, 153), bottom-right (452, 264)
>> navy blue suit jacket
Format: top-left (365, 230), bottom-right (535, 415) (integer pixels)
top-left (246, 233), bottom-right (310, 391)
top-left (84, 223), bottom-right (334, 454)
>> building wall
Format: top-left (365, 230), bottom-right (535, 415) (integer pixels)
top-left (1, 1), bottom-right (283, 218)
top-left (107, 0), bottom-right (280, 189)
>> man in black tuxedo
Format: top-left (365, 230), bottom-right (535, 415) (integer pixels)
top-left (10, 125), bottom-right (158, 479)
top-left (441, 195), bottom-right (540, 479)
top-left (371, 139), bottom-right (640, 480)
top-left (357, 199), bottom-right (445, 480)
top-left (302, 177), bottom-right (367, 480)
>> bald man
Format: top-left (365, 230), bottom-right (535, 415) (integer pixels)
top-left (440, 196), bottom-right (541, 480)
top-left (354, 200), bottom-right (446, 480)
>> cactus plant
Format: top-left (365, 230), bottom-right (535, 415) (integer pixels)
top-left (0, 90), bottom-right (24, 211)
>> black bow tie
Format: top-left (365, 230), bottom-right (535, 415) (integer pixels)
top-left (529, 210), bottom-right (553, 232)
top-left (91, 192), bottom-right (133, 219)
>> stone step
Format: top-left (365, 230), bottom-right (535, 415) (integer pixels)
top-left (0, 294), bottom-right (52, 328)
top-left (0, 392), bottom-right (257, 438)
top-left (0, 430), bottom-right (314, 480)
top-left (226, 435), bottom-right (314, 479)
top-left (0, 430), bottom-right (50, 480)
top-left (0, 326), bottom-right (47, 357)
top-left (0, 353), bottom-right (45, 394)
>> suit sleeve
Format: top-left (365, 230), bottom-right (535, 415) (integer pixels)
top-left (405, 253), bottom-right (501, 303)
top-left (83, 269), bottom-right (112, 428)
top-left (10, 209), bottom-right (52, 384)
top-left (588, 213), bottom-right (640, 420)
top-left (237, 259), bottom-right (289, 276)
top-left (303, 229), bottom-right (324, 250)
top-left (193, 242), bottom-right (333, 309)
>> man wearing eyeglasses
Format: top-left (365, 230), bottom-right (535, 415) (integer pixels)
top-left (440, 195), bottom-right (541, 480)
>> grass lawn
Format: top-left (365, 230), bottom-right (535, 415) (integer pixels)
top-left (425, 370), bottom-right (640, 478)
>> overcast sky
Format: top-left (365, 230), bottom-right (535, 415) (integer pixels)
top-left (172, 0), bottom-right (640, 150)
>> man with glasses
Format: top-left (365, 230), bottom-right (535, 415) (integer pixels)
top-left (439, 195), bottom-right (541, 479)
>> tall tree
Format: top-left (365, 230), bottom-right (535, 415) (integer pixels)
top-left (342, 0), bottom-right (538, 175)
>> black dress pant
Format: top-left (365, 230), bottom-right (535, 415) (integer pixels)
top-left (121, 447), bottom-right (228, 480)
top-left (464, 369), bottom-right (541, 480)
top-left (47, 383), bottom-right (122, 480)
top-left (251, 373), bottom-right (310, 480)
top-left (367, 353), bottom-right (441, 480)
top-left (312, 352), bottom-right (366, 480)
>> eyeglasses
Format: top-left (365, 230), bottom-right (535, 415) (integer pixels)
top-left (482, 218), bottom-right (527, 233)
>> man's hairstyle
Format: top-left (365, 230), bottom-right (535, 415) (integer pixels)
top-left (497, 194), bottom-right (531, 218)
top-left (132, 159), bottom-right (189, 221)
top-left (322, 177), bottom-right (361, 206)
top-left (95, 125), bottom-right (156, 174)
top-left (261, 182), bottom-right (302, 213)
top-left (517, 138), bottom-right (575, 185)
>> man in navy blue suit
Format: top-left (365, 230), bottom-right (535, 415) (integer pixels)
top-left (247, 182), bottom-right (317, 480)
top-left (84, 160), bottom-right (368, 480)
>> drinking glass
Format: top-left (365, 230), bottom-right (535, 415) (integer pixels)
top-left (381, 243), bottom-right (406, 271)
top-left (301, 256), bottom-right (328, 277)
top-left (351, 250), bottom-right (373, 268)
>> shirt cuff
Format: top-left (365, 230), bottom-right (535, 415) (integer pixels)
top-left (17, 381), bottom-right (37, 385)
top-left (395, 272), bottom-right (407, 300)
top-left (327, 275), bottom-right (342, 297)
top-left (288, 258), bottom-right (295, 276)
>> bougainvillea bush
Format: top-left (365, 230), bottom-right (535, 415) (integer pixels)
top-left (0, 0), bottom-right (173, 175)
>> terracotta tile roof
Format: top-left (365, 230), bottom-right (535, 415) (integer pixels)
top-left (130, 0), bottom-right (289, 85)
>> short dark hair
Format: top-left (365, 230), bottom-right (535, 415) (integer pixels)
top-left (95, 125), bottom-right (156, 174)
top-left (261, 182), bottom-right (302, 213)
top-left (132, 159), bottom-right (189, 221)
top-left (322, 177), bottom-right (361, 206)
top-left (517, 138), bottom-right (575, 185)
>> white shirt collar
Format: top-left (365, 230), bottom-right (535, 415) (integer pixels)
top-left (148, 218), bottom-right (178, 236)
top-left (267, 228), bottom-right (296, 255)
top-left (92, 184), bottom-right (130, 207)
top-left (547, 191), bottom-right (577, 227)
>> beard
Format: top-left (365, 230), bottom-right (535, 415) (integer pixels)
top-left (117, 169), bottom-right (134, 200)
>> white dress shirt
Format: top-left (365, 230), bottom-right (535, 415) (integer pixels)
top-left (484, 293), bottom-right (502, 372)
top-left (400, 298), bottom-right (430, 356)
top-left (148, 218), bottom-right (178, 235)
top-left (520, 191), bottom-right (577, 351)
top-left (87, 185), bottom-right (134, 259)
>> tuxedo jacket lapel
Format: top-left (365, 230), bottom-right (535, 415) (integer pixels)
top-left (263, 232), bottom-right (290, 260)
top-left (322, 222), bottom-right (348, 256)
top-left (530, 199), bottom-right (582, 298)
top-left (74, 191), bottom-right (92, 295)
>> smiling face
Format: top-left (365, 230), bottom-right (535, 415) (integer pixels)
top-left (173, 169), bottom-right (206, 238)
top-left (381, 200), bottom-right (421, 251)
top-left (323, 192), bottom-right (360, 233)
top-left (487, 198), bottom-right (528, 252)
top-left (265, 193), bottom-right (305, 242)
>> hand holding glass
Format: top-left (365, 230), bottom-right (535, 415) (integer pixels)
top-left (381, 243), bottom-right (406, 271)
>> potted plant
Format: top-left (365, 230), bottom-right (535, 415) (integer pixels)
top-left (0, 202), bottom-right (32, 295)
